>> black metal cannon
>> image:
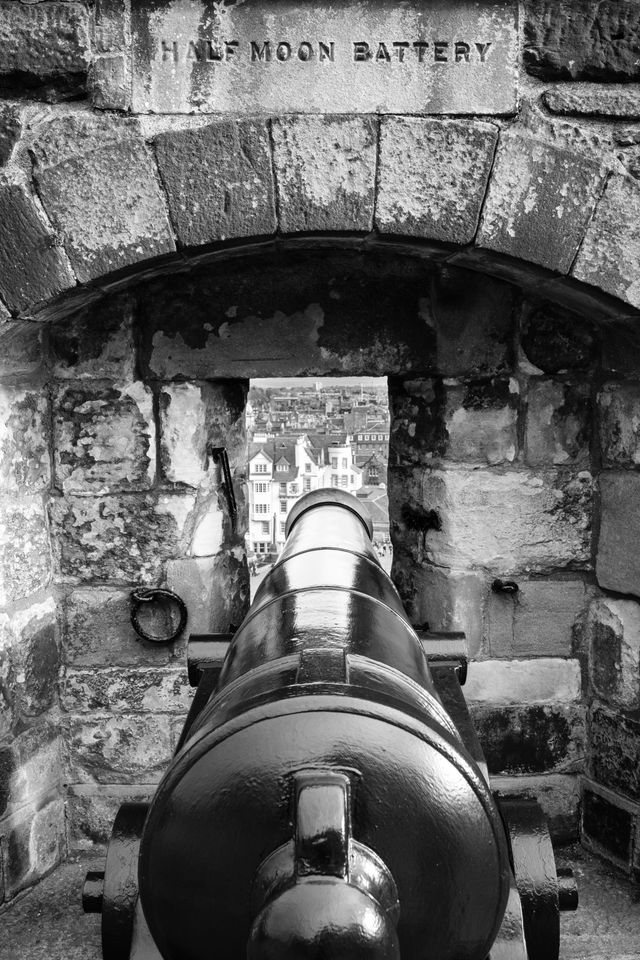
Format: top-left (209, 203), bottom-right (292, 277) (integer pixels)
top-left (84, 489), bottom-right (577, 960)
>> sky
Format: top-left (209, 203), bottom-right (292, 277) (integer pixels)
top-left (251, 377), bottom-right (387, 388)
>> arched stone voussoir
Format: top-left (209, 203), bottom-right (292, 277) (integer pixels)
top-left (476, 130), bottom-right (608, 275)
top-left (30, 111), bottom-right (175, 286)
top-left (153, 117), bottom-right (277, 248)
top-left (271, 115), bottom-right (378, 234)
top-left (375, 115), bottom-right (498, 246)
top-left (0, 178), bottom-right (75, 314)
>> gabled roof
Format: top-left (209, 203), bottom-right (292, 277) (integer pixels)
top-left (249, 444), bottom-right (273, 462)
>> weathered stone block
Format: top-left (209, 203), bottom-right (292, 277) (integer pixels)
top-left (2, 796), bottom-right (65, 898)
top-left (0, 103), bottom-right (22, 167)
top-left (49, 493), bottom-right (196, 582)
top-left (429, 268), bottom-right (516, 378)
top-left (53, 381), bottom-right (155, 495)
top-left (32, 114), bottom-right (175, 283)
top-left (524, 1), bottom-right (640, 81)
top-left (572, 174), bottom-right (640, 309)
top-left (94, 0), bottom-right (127, 55)
top-left (129, 0), bottom-right (518, 115)
top-left (0, 497), bottom-right (50, 604)
top-left (491, 773), bottom-right (580, 841)
top-left (63, 587), bottom-right (173, 667)
top-left (465, 657), bottom-right (582, 704)
top-left (471, 703), bottom-right (585, 775)
top-left (66, 786), bottom-right (152, 849)
top-left (66, 714), bottom-right (173, 784)
top-left (272, 116), bottom-right (376, 233)
top-left (587, 596), bottom-right (640, 710)
top-left (10, 598), bottom-right (59, 718)
top-left (89, 54), bottom-right (128, 111)
top-left (599, 382), bottom-right (640, 467)
top-left (154, 120), bottom-right (276, 247)
top-left (190, 498), bottom-right (224, 557)
top-left (590, 706), bottom-right (640, 800)
top-left (582, 779), bottom-right (636, 866)
top-left (50, 294), bottom-right (135, 382)
top-left (0, 181), bottom-right (74, 313)
top-left (0, 322), bottom-right (43, 380)
top-left (0, 387), bottom-right (50, 493)
top-left (61, 667), bottom-right (192, 715)
top-left (487, 579), bottom-right (586, 658)
top-left (520, 302), bottom-right (598, 377)
top-left (420, 467), bottom-right (592, 574)
top-left (166, 553), bottom-right (249, 635)
top-left (597, 471), bottom-right (640, 597)
top-left (543, 86), bottom-right (640, 119)
top-left (478, 135), bottom-right (606, 273)
top-left (385, 560), bottom-right (485, 655)
top-left (524, 380), bottom-right (591, 467)
top-left (377, 117), bottom-right (497, 243)
top-left (444, 378), bottom-right (518, 465)
top-left (0, 2), bottom-right (89, 80)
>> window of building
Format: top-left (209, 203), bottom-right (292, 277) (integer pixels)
top-left (280, 500), bottom-right (287, 513)
top-left (253, 462), bottom-right (268, 473)
top-left (279, 482), bottom-right (287, 495)
top-left (254, 481), bottom-right (269, 493)
top-left (340, 476), bottom-right (348, 488)
top-left (305, 463), bottom-right (311, 472)
top-left (280, 522), bottom-right (286, 534)
top-left (342, 458), bottom-right (347, 469)
top-left (331, 457), bottom-right (337, 469)
top-left (303, 478), bottom-right (311, 493)
top-left (331, 474), bottom-right (339, 487)
top-left (255, 503), bottom-right (269, 514)
top-left (261, 522), bottom-right (270, 535)
top-left (277, 463), bottom-right (288, 472)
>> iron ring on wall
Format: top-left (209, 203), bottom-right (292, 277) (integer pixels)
top-left (130, 587), bottom-right (188, 644)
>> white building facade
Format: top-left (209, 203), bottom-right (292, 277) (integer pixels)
top-left (248, 435), bottom-right (362, 555)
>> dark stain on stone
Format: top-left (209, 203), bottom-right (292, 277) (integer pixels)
top-left (24, 624), bottom-right (58, 715)
top-left (471, 704), bottom-right (580, 775)
top-left (582, 787), bottom-right (632, 862)
top-left (522, 302), bottom-right (598, 374)
top-left (590, 706), bottom-right (640, 800)
top-left (590, 620), bottom-right (621, 700)
top-left (0, 745), bottom-right (15, 817)
top-left (401, 504), bottom-right (441, 533)
top-left (462, 378), bottom-right (513, 411)
top-left (388, 377), bottom-right (447, 464)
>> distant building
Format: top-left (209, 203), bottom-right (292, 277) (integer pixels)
top-left (248, 434), bottom-right (362, 554)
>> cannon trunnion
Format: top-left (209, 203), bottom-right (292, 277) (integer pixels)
top-left (85, 490), bottom-right (577, 960)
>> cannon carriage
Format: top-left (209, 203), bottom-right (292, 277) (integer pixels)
top-left (84, 490), bottom-right (577, 960)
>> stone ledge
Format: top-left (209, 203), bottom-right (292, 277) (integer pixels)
top-left (465, 658), bottom-right (582, 705)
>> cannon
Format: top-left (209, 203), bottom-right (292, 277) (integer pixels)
top-left (84, 489), bottom-right (577, 960)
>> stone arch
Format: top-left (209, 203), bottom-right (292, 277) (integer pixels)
top-left (2, 113), bottom-right (640, 324)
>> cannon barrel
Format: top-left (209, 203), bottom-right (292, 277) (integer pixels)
top-left (137, 490), bottom-right (511, 960)
top-left (87, 490), bottom-right (577, 960)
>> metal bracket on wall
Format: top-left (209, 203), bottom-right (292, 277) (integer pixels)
top-left (208, 446), bottom-right (237, 533)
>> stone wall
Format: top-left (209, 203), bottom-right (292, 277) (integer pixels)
top-left (0, 0), bottom-right (639, 901)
